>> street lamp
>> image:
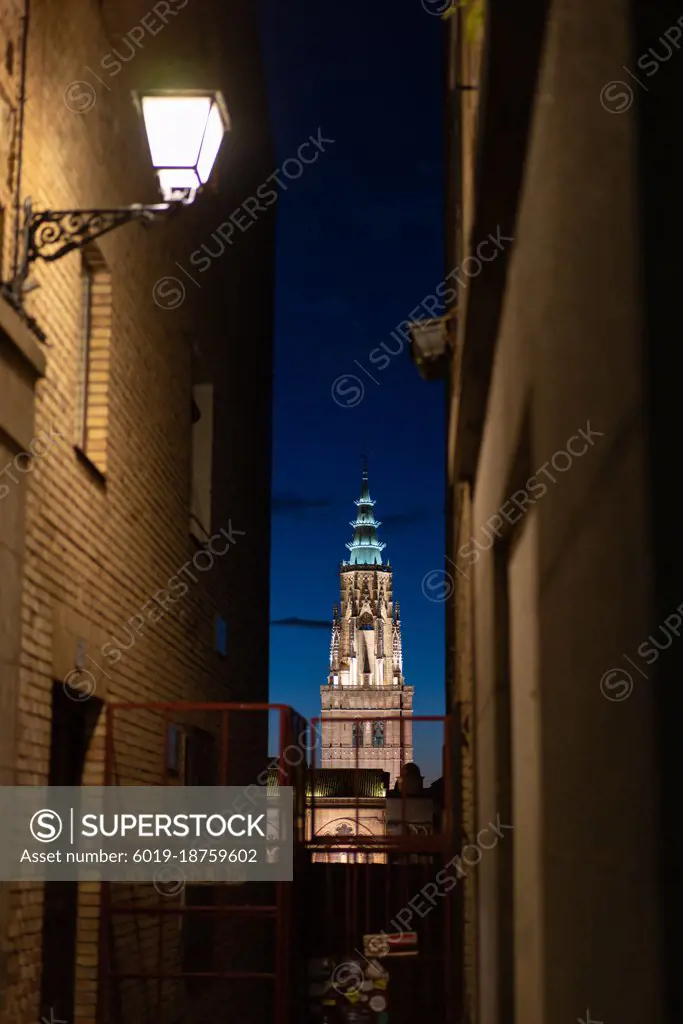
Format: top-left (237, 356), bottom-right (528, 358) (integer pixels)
top-left (138, 90), bottom-right (229, 203)
top-left (3, 88), bottom-right (230, 311)
top-left (408, 316), bottom-right (454, 381)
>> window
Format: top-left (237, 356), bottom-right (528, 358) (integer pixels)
top-left (372, 721), bottom-right (385, 747)
top-left (190, 382), bottom-right (213, 541)
top-left (214, 614), bottom-right (227, 656)
top-left (77, 247), bottom-right (111, 474)
top-left (166, 724), bottom-right (184, 779)
top-left (351, 721), bottom-right (363, 747)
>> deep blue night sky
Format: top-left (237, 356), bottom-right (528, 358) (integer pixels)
top-left (257, 0), bottom-right (446, 777)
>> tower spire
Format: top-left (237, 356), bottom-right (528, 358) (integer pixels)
top-left (323, 463), bottom-right (413, 787)
top-left (345, 461), bottom-right (386, 566)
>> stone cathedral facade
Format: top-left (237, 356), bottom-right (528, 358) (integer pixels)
top-left (320, 468), bottom-right (414, 787)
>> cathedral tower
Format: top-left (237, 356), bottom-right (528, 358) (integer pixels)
top-left (321, 466), bottom-right (414, 785)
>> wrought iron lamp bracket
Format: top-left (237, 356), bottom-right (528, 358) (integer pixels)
top-left (1, 196), bottom-right (181, 319)
top-left (23, 197), bottom-right (172, 265)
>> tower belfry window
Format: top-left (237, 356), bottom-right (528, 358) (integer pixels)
top-left (372, 721), bottom-right (385, 747)
top-left (352, 722), bottom-right (364, 747)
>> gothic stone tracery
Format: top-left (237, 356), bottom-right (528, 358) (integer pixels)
top-left (321, 468), bottom-right (414, 787)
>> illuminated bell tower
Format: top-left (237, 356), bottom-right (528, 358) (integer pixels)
top-left (321, 465), bottom-right (413, 786)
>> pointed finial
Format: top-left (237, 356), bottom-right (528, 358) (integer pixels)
top-left (346, 456), bottom-right (386, 564)
top-left (359, 454), bottom-right (371, 502)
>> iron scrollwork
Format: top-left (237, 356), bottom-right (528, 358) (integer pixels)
top-left (26, 204), bottom-right (168, 263)
top-left (1, 197), bottom-right (175, 339)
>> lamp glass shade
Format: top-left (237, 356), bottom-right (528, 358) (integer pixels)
top-left (197, 101), bottom-right (226, 184)
top-left (140, 92), bottom-right (229, 200)
top-left (157, 167), bottom-right (202, 197)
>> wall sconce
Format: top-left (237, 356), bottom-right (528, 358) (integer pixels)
top-left (408, 315), bottom-right (455, 381)
top-left (138, 90), bottom-right (229, 203)
top-left (2, 89), bottom-right (230, 312)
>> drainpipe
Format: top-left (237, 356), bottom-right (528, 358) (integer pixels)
top-left (12, 0), bottom-right (30, 288)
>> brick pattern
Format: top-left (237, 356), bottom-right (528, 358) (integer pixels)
top-left (77, 247), bottom-right (112, 475)
top-left (1, 9), bottom-right (35, 1022)
top-left (0, 1), bottom-right (274, 1022)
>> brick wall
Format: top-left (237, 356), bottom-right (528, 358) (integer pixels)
top-left (0, 1), bottom-right (275, 1021)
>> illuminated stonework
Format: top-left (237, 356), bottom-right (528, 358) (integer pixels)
top-left (321, 467), bottom-right (413, 787)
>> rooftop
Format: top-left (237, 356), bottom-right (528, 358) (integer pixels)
top-left (267, 767), bottom-right (390, 799)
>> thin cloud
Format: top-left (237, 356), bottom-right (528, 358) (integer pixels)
top-left (381, 508), bottom-right (443, 529)
top-left (272, 493), bottom-right (333, 514)
top-left (271, 617), bottom-right (331, 630)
